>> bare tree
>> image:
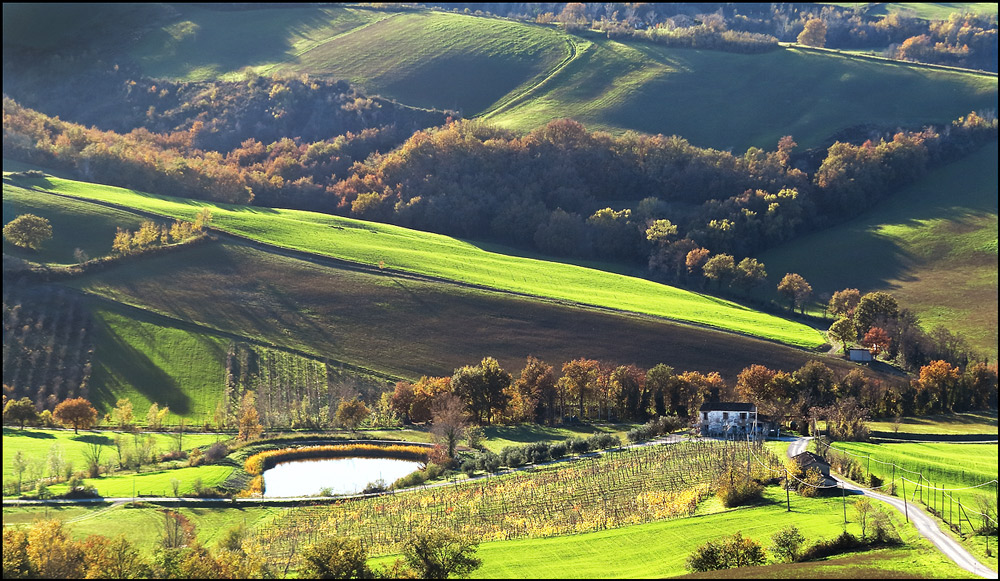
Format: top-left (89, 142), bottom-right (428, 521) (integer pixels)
top-left (431, 393), bottom-right (470, 460)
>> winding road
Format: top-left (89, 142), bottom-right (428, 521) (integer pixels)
top-left (788, 437), bottom-right (998, 579)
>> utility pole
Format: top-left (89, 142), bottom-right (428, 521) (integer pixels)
top-left (901, 476), bottom-right (909, 523)
top-left (841, 482), bottom-right (847, 531)
top-left (786, 467), bottom-right (791, 512)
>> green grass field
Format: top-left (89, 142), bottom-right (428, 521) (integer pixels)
top-left (759, 141), bottom-right (998, 361)
top-left (125, 6), bottom-right (997, 153)
top-left (86, 305), bottom-right (229, 423)
top-left (868, 411), bottom-right (998, 435)
top-left (69, 240), bottom-right (862, 384)
top-left (12, 172), bottom-right (825, 350)
top-left (860, 3), bottom-right (999, 21)
top-left (2, 427), bottom-right (226, 489)
top-left (2, 183), bottom-right (154, 265)
top-left (830, 441), bottom-right (998, 508)
top-left (2, 503), bottom-right (285, 554)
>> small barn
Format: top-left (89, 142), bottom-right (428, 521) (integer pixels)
top-left (792, 451), bottom-right (831, 478)
top-left (848, 348), bottom-right (873, 363)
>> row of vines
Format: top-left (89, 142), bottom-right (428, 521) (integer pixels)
top-left (250, 440), bottom-right (782, 560)
top-left (2, 281), bottom-right (92, 409)
top-left (221, 342), bottom-right (390, 430)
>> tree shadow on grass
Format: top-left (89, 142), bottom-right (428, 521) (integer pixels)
top-left (1, 427), bottom-right (55, 439)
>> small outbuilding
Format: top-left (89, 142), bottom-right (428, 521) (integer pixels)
top-left (848, 348), bottom-right (873, 363)
top-left (792, 451), bottom-right (831, 478)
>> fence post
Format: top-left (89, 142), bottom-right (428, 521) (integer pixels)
top-left (901, 475), bottom-right (908, 523)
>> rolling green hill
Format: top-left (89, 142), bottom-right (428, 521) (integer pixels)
top-left (126, 6), bottom-right (997, 152)
top-left (758, 141), bottom-right (998, 361)
top-left (7, 171), bottom-right (827, 350)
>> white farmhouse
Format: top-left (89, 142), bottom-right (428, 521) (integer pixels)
top-left (698, 402), bottom-right (773, 437)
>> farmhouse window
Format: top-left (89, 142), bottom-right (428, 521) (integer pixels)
top-left (723, 412), bottom-right (729, 420)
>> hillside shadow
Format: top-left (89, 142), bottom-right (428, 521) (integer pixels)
top-left (89, 315), bottom-right (192, 415)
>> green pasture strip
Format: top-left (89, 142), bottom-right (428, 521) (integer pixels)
top-left (831, 442), bottom-right (998, 505)
top-left (362, 487), bottom-right (963, 578)
top-left (759, 141), bottom-right (998, 361)
top-left (69, 241), bottom-right (858, 386)
top-left (2, 183), bottom-right (154, 265)
top-left (868, 411), bottom-right (998, 435)
top-left (40, 464), bottom-right (234, 499)
top-left (479, 423), bottom-right (636, 453)
top-left (87, 305), bottom-right (229, 423)
top-left (25, 174), bottom-right (825, 349)
top-left (129, 4), bottom-right (381, 82)
top-left (2, 428), bottom-right (224, 484)
top-left (2, 503), bottom-right (286, 554)
top-left (276, 11), bottom-right (571, 115)
top-left (486, 37), bottom-right (997, 152)
top-left (860, 3), bottom-right (999, 20)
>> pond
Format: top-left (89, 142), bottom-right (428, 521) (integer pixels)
top-left (262, 456), bottom-right (423, 498)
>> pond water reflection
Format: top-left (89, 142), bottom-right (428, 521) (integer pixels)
top-left (263, 456), bottom-right (423, 498)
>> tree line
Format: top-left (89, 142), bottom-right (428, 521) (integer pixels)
top-left (441, 3), bottom-right (999, 71)
top-left (386, 354), bottom-right (997, 434)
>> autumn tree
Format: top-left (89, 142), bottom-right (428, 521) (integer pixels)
top-left (82, 534), bottom-right (149, 579)
top-left (3, 396), bottom-right (38, 429)
top-left (299, 536), bottom-right (371, 580)
top-left (402, 529), bottom-right (482, 579)
top-left (237, 391), bottom-right (263, 441)
top-left (736, 364), bottom-right (778, 405)
top-left (854, 291), bottom-right (899, 338)
top-left (26, 519), bottom-right (85, 579)
top-left (111, 398), bottom-right (135, 432)
top-left (702, 253), bottom-right (736, 290)
top-left (335, 397), bottom-right (371, 432)
top-left (777, 273), bottom-right (812, 313)
top-left (509, 356), bottom-right (557, 425)
top-left (451, 357), bottom-right (510, 424)
top-left (431, 392), bottom-right (470, 459)
top-left (798, 18), bottom-right (827, 47)
top-left (561, 358), bottom-right (600, 420)
top-left (734, 257), bottom-right (767, 296)
top-left (685, 247), bottom-right (711, 280)
top-left (53, 397), bottom-right (97, 434)
top-left (916, 360), bottom-right (960, 414)
top-left (862, 327), bottom-right (892, 358)
top-left (828, 317), bottom-right (857, 354)
top-left (3, 213), bottom-right (52, 250)
top-left (146, 403), bottom-right (170, 431)
top-left (828, 288), bottom-right (861, 318)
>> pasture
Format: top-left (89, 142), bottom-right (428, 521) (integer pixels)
top-left (124, 6), bottom-right (997, 153)
top-left (69, 241), bottom-right (861, 383)
top-left (868, 411), bottom-right (998, 435)
top-left (21, 173), bottom-right (826, 349)
top-left (758, 141), bottom-right (999, 361)
top-left (2, 183), bottom-right (152, 265)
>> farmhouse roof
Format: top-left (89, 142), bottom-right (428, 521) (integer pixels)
top-left (792, 451), bottom-right (830, 469)
top-left (699, 402), bottom-right (756, 412)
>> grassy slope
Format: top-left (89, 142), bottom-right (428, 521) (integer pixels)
top-left (127, 7), bottom-right (997, 152)
top-left (831, 441), bottom-right (998, 505)
top-left (436, 487), bottom-right (970, 578)
top-left (12, 174), bottom-right (825, 349)
top-left (70, 241), bottom-right (861, 383)
top-left (862, 3), bottom-right (999, 20)
top-left (87, 305), bottom-right (229, 423)
top-left (487, 38), bottom-right (998, 152)
top-left (758, 142), bottom-right (998, 361)
top-left (868, 411), bottom-right (998, 435)
top-left (131, 6), bottom-right (570, 116)
top-left (2, 183), bottom-right (153, 265)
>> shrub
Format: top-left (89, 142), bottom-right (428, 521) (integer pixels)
top-left (362, 479), bottom-right (388, 494)
top-left (799, 531), bottom-right (862, 561)
top-left (475, 451), bottom-right (500, 473)
top-left (203, 442), bottom-right (229, 463)
top-left (770, 525), bottom-right (806, 563)
top-left (525, 442), bottom-right (550, 464)
top-left (548, 441), bottom-right (567, 459)
top-left (501, 447), bottom-right (526, 468)
top-left (686, 531), bottom-right (766, 572)
top-left (461, 459), bottom-right (477, 477)
top-left (392, 470), bottom-right (426, 489)
top-left (568, 437), bottom-right (590, 454)
top-left (587, 433), bottom-right (621, 450)
top-left (715, 468), bottom-right (764, 507)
